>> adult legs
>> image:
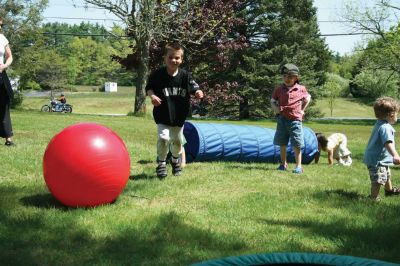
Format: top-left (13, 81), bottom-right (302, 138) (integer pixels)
top-left (0, 86), bottom-right (13, 144)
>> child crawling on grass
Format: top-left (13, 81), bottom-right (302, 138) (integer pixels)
top-left (315, 133), bottom-right (352, 166)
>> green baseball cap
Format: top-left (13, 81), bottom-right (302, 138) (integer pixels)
top-left (281, 63), bottom-right (299, 76)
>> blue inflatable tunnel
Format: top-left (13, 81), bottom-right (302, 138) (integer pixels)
top-left (183, 121), bottom-right (318, 164)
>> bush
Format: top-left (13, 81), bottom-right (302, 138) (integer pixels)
top-left (21, 80), bottom-right (41, 91)
top-left (11, 91), bottom-right (24, 109)
top-left (321, 73), bottom-right (350, 97)
top-left (350, 70), bottom-right (398, 99)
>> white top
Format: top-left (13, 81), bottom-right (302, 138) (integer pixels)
top-left (0, 34), bottom-right (9, 64)
top-left (327, 133), bottom-right (347, 151)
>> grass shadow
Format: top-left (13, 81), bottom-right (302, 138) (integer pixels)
top-left (94, 211), bottom-right (247, 265)
top-left (130, 173), bottom-right (156, 180)
top-left (228, 163), bottom-right (278, 171)
top-left (257, 203), bottom-right (400, 264)
top-left (20, 193), bottom-right (70, 210)
top-left (137, 159), bottom-right (153, 164)
top-left (321, 189), bottom-right (365, 200)
top-left (0, 208), bottom-right (247, 265)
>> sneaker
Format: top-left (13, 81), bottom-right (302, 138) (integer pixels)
top-left (277, 163), bottom-right (288, 171)
top-left (345, 156), bottom-right (352, 166)
top-left (171, 161), bottom-right (182, 176)
top-left (384, 187), bottom-right (400, 196)
top-left (341, 155), bottom-right (352, 166)
top-left (156, 163), bottom-right (167, 179)
top-left (5, 140), bottom-right (15, 146)
top-left (292, 166), bottom-right (303, 174)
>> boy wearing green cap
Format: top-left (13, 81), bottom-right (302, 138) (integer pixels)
top-left (271, 63), bottom-right (311, 173)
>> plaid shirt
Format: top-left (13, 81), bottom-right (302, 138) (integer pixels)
top-left (271, 84), bottom-right (310, 121)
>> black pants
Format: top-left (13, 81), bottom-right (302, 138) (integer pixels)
top-left (0, 82), bottom-right (13, 138)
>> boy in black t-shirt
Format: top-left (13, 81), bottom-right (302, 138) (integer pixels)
top-left (146, 43), bottom-right (203, 178)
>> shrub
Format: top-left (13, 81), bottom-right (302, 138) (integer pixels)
top-left (320, 73), bottom-right (350, 97)
top-left (351, 70), bottom-right (398, 99)
top-left (21, 80), bottom-right (41, 91)
top-left (11, 91), bottom-right (24, 109)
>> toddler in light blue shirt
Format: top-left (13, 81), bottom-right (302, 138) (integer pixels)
top-left (364, 97), bottom-right (400, 201)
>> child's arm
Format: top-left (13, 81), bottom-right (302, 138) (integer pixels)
top-left (147, 89), bottom-right (162, 106)
top-left (270, 98), bottom-right (280, 114)
top-left (181, 146), bottom-right (186, 167)
top-left (314, 152), bottom-right (320, 163)
top-left (327, 149), bottom-right (334, 165)
top-left (187, 74), bottom-right (203, 99)
top-left (385, 142), bottom-right (400, 164)
top-left (302, 94), bottom-right (311, 111)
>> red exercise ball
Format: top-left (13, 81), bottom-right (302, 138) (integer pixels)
top-left (43, 123), bottom-right (130, 207)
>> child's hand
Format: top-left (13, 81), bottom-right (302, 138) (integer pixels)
top-left (394, 156), bottom-right (400, 165)
top-left (195, 90), bottom-right (204, 99)
top-left (150, 95), bottom-right (162, 106)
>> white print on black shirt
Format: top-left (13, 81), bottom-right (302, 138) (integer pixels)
top-left (163, 87), bottom-right (187, 97)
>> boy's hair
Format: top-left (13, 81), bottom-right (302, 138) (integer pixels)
top-left (316, 133), bottom-right (328, 150)
top-left (164, 43), bottom-right (184, 57)
top-left (373, 97), bottom-right (400, 120)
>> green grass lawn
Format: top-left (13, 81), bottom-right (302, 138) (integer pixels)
top-left (22, 88), bottom-right (374, 119)
top-left (1, 109), bottom-right (400, 265)
top-left (314, 97), bottom-right (375, 118)
top-left (21, 86), bottom-right (138, 115)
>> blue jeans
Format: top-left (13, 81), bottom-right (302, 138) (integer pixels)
top-left (273, 116), bottom-right (304, 148)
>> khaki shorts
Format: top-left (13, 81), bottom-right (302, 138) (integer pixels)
top-left (368, 166), bottom-right (391, 185)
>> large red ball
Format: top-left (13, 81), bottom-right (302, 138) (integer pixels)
top-left (43, 123), bottom-right (130, 207)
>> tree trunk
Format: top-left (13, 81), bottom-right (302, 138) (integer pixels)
top-left (134, 38), bottom-right (150, 114)
top-left (239, 97), bottom-right (249, 119)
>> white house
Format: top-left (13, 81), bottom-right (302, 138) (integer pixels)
top-left (105, 82), bottom-right (117, 92)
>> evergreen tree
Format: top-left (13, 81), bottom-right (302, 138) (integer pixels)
top-left (205, 0), bottom-right (330, 119)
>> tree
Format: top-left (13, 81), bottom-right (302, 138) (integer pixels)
top-left (66, 37), bottom-right (123, 85)
top-left (351, 69), bottom-right (398, 99)
top-left (343, 0), bottom-right (400, 98)
top-left (210, 0), bottom-right (330, 119)
top-left (0, 0), bottom-right (48, 60)
top-left (35, 50), bottom-right (68, 95)
top-left (17, 43), bottom-right (68, 93)
top-left (82, 0), bottom-right (243, 115)
top-left (41, 22), bottom-right (111, 55)
top-left (323, 81), bottom-right (341, 117)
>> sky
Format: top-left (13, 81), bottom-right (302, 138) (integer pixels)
top-left (42, 0), bottom-right (387, 55)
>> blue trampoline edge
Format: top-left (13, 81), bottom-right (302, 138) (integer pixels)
top-left (191, 252), bottom-right (400, 266)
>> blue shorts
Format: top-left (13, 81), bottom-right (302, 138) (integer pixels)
top-left (273, 116), bottom-right (304, 148)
